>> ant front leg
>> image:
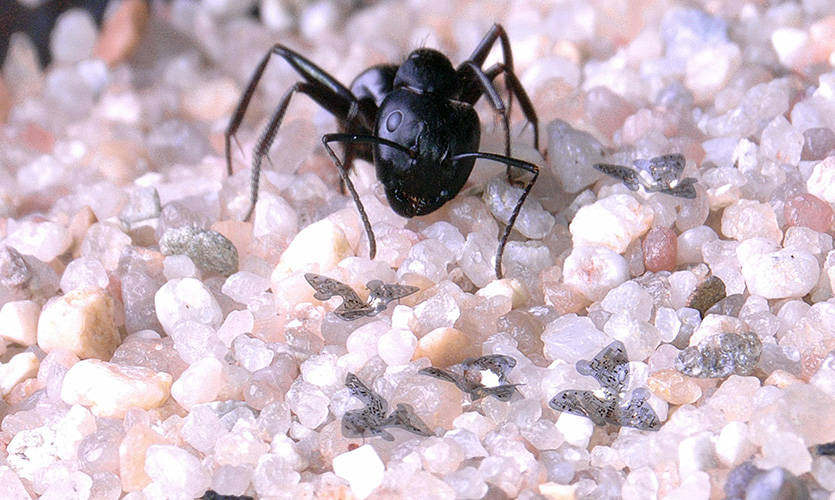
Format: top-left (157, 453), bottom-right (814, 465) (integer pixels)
top-left (451, 152), bottom-right (540, 279)
top-left (225, 44), bottom-right (368, 220)
top-left (321, 133), bottom-right (417, 261)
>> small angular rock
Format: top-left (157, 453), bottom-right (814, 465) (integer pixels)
top-left (160, 225), bottom-right (238, 276)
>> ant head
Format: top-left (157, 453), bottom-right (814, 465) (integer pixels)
top-left (394, 48), bottom-right (457, 97)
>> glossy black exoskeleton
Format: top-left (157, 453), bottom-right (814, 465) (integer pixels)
top-left (226, 24), bottom-right (541, 278)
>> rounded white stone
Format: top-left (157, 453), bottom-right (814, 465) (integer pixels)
top-left (563, 245), bottom-right (630, 301)
top-left (332, 444), bottom-right (384, 500)
top-left (807, 156), bottom-right (835, 203)
top-left (0, 300), bottom-right (40, 346)
top-left (170, 357), bottom-right (223, 411)
top-left (555, 412), bottom-right (594, 448)
top-left (274, 219), bottom-right (353, 278)
top-left (154, 278), bottom-right (223, 336)
top-left (756, 431), bottom-right (813, 476)
top-left (715, 421), bottom-right (756, 467)
top-left (61, 359), bottom-right (172, 418)
top-left (0, 352), bottom-right (39, 396)
top-left (721, 199), bottom-right (782, 242)
top-left (570, 194), bottom-right (654, 254)
top-left (475, 278), bottom-right (529, 309)
top-left (741, 248), bottom-right (820, 299)
top-left (145, 445), bottom-right (211, 500)
top-left (377, 328), bottom-right (417, 367)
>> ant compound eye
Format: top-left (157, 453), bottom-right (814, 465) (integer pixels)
top-left (385, 110), bottom-right (403, 132)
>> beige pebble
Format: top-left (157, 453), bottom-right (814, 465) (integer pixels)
top-left (87, 140), bottom-right (149, 185)
top-left (763, 369), bottom-right (803, 388)
top-left (61, 359), bottom-right (172, 418)
top-left (37, 286), bottom-right (121, 360)
top-left (273, 219), bottom-right (353, 279)
top-left (0, 300), bottom-right (39, 346)
top-left (0, 352), bottom-right (40, 396)
top-left (67, 206), bottom-right (98, 259)
top-left (413, 327), bottom-right (480, 368)
top-left (539, 482), bottom-right (577, 500)
top-left (647, 368), bottom-right (703, 405)
top-left (181, 77), bottom-right (240, 121)
top-left (475, 278), bottom-right (529, 309)
top-left (119, 423), bottom-right (168, 492)
top-left (170, 357), bottom-right (223, 410)
top-left (93, 0), bottom-right (150, 67)
top-left (54, 404), bottom-right (97, 460)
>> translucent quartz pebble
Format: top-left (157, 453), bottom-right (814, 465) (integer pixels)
top-left (81, 223), bottom-right (132, 270)
top-left (119, 186), bottom-right (161, 228)
top-left (170, 357), bottom-right (224, 411)
top-left (584, 86), bottom-right (635, 139)
top-left (159, 225), bottom-right (238, 277)
top-left (443, 466), bottom-right (488, 500)
top-left (252, 191), bottom-right (299, 240)
top-left (482, 178), bottom-right (555, 239)
top-left (563, 245), bottom-right (630, 302)
top-left (414, 327), bottom-right (480, 368)
top-left (801, 127), bottom-right (835, 161)
top-left (784, 193), bottom-right (834, 232)
top-left (715, 421), bottom-right (756, 468)
top-left (677, 225), bottom-right (719, 265)
top-left (686, 43), bottom-right (741, 103)
top-left (807, 156), bottom-right (835, 203)
top-left (397, 239), bottom-right (456, 284)
top-left (675, 331), bottom-right (762, 378)
top-left (121, 271), bottom-right (165, 334)
top-left (740, 248), bottom-right (820, 299)
top-left (758, 431), bottom-right (813, 476)
top-left (60, 257), bottom-right (108, 292)
top-left (4, 219), bottom-right (71, 263)
top-left (154, 278), bottom-right (223, 335)
top-left (570, 194), bottom-right (654, 254)
top-left (285, 380), bottom-right (330, 430)
top-left (546, 119), bottom-right (606, 194)
top-left (759, 115), bottom-right (803, 166)
top-left (541, 314), bottom-right (608, 364)
top-left (686, 275), bottom-right (726, 317)
top-left (721, 200), bottom-right (782, 242)
top-left (701, 78), bottom-right (790, 139)
top-left (600, 280), bottom-right (654, 322)
top-left (145, 445), bottom-right (212, 500)
top-left (459, 231), bottom-right (498, 287)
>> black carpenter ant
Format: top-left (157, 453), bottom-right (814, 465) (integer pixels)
top-left (225, 24), bottom-right (541, 278)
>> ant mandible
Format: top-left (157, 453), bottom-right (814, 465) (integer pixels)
top-left (225, 24), bottom-right (541, 279)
